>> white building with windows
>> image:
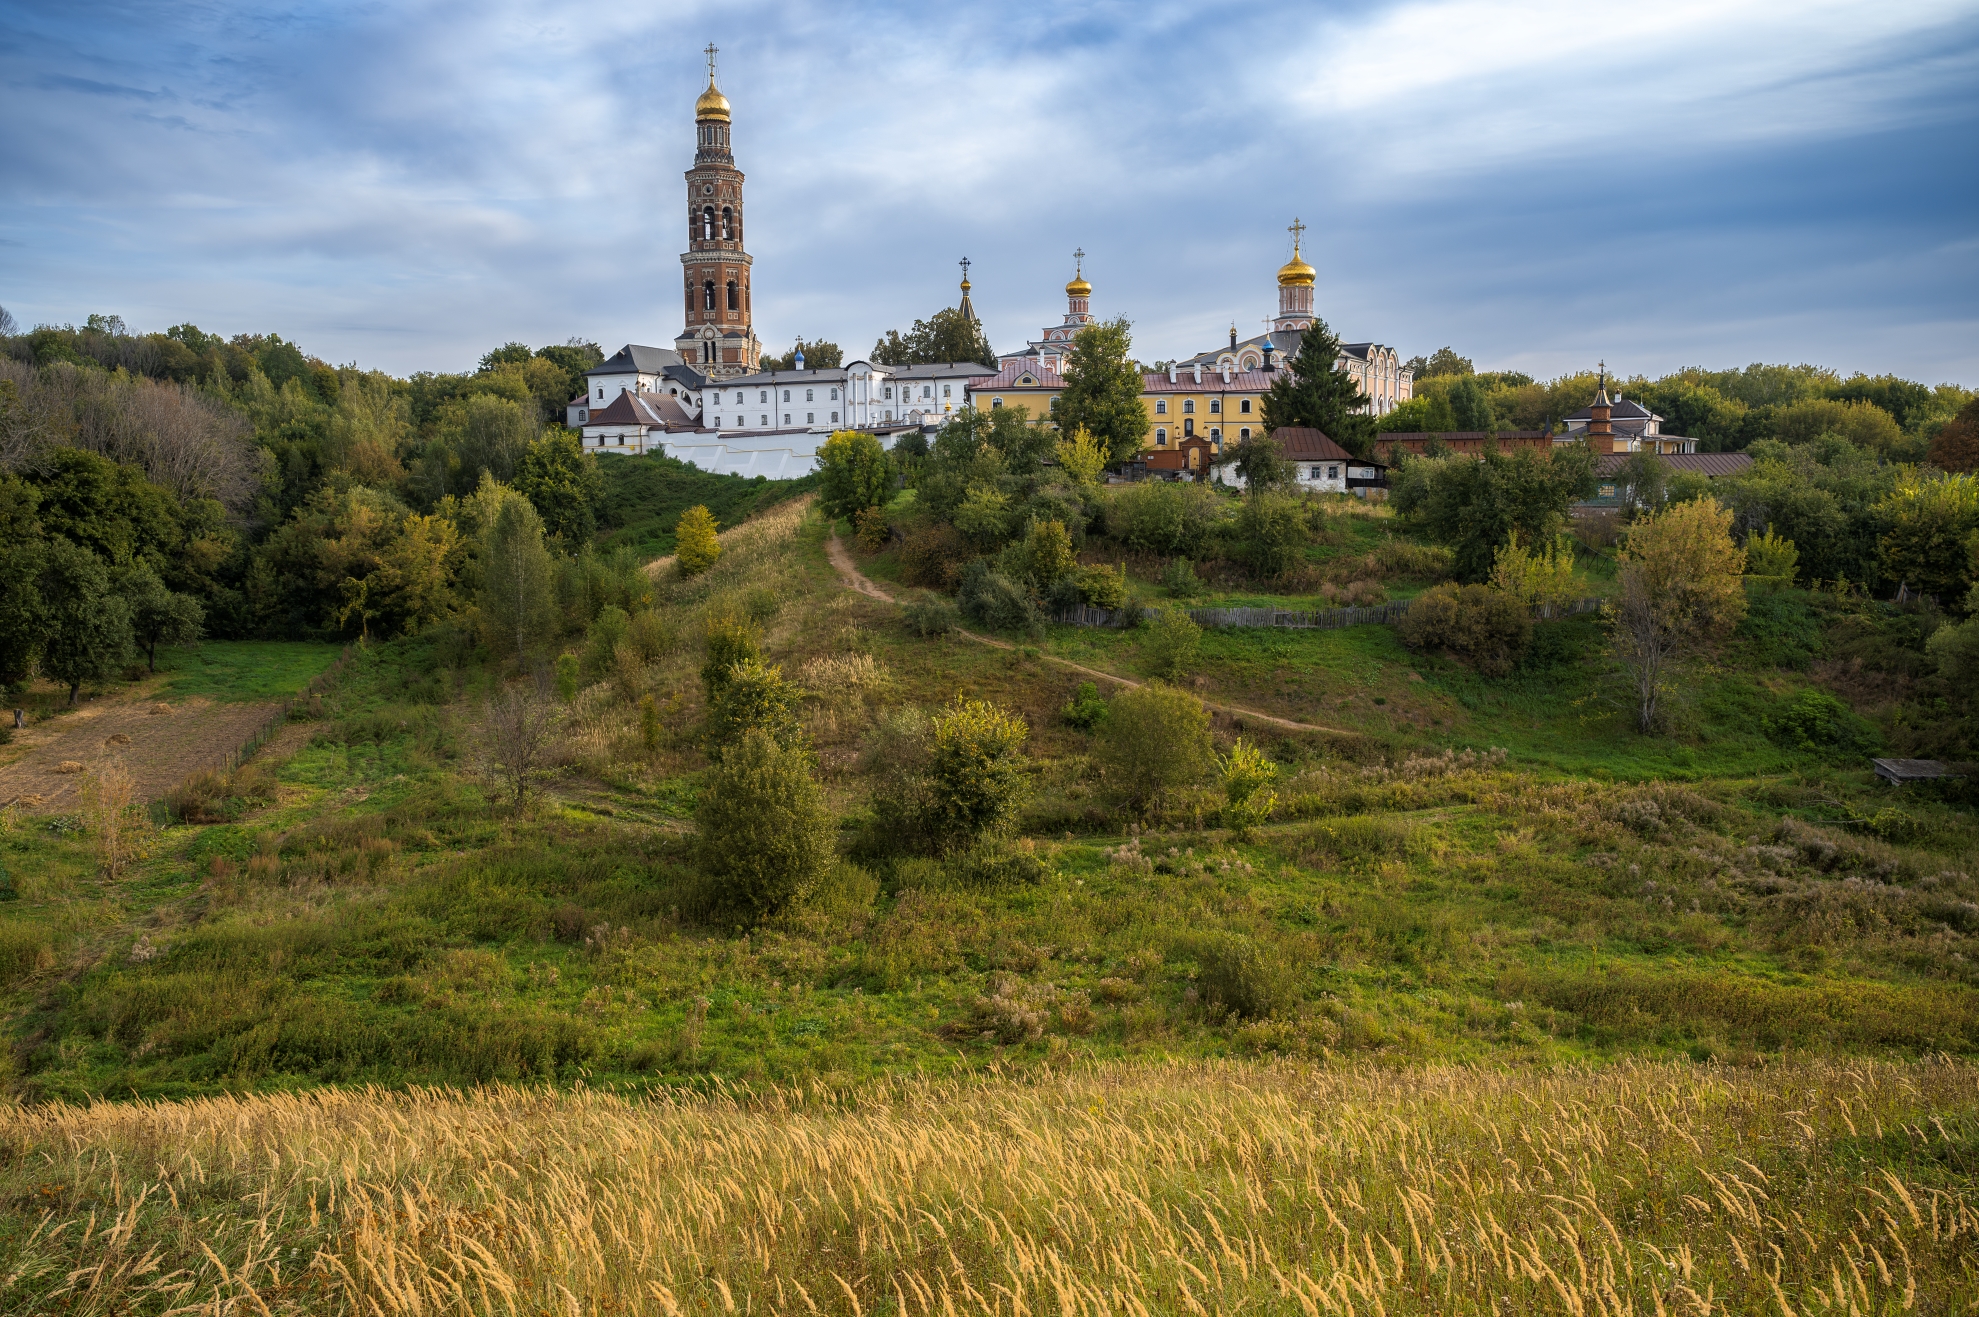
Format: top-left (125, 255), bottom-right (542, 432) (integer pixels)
top-left (697, 365), bottom-right (847, 431)
top-left (844, 360), bottom-right (986, 428)
top-left (571, 344), bottom-right (708, 427)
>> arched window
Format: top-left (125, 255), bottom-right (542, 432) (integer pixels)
top-left (1182, 400), bottom-right (1195, 414)
top-left (782, 390), bottom-right (790, 402)
top-left (703, 281), bottom-right (716, 311)
top-left (702, 207), bottom-right (715, 240)
top-left (830, 387), bottom-right (839, 400)
top-left (726, 280), bottom-right (738, 311)
top-left (805, 389), bottom-right (813, 402)
top-left (1155, 400), bottom-right (1167, 414)
top-left (1240, 399), bottom-right (1252, 414)
top-left (1184, 418), bottom-right (1194, 436)
top-left (759, 391), bottom-right (767, 403)
top-left (1155, 427), bottom-right (1168, 445)
top-left (721, 206), bottom-right (733, 239)
top-left (1209, 399), bottom-right (1221, 414)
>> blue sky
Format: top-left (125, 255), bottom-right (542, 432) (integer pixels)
top-left (3, 0), bottom-right (1976, 385)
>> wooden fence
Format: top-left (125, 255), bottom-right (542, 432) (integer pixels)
top-left (1051, 596), bottom-right (1604, 631)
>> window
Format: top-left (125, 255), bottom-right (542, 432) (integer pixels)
top-left (943, 384), bottom-right (951, 397)
top-left (782, 390), bottom-right (790, 402)
top-left (1209, 399), bottom-right (1221, 414)
top-left (761, 415), bottom-right (768, 426)
top-left (1308, 466), bottom-right (1321, 479)
top-left (596, 388), bottom-right (603, 400)
top-left (830, 387), bottom-right (839, 400)
top-left (1240, 427), bottom-right (1251, 440)
top-left (1182, 400), bottom-right (1195, 414)
top-left (1240, 399), bottom-right (1252, 414)
top-left (726, 280), bottom-right (738, 311)
top-left (714, 417), bottom-right (721, 427)
top-left (922, 386), bottom-right (931, 398)
top-left (991, 398), bottom-right (1002, 409)
top-left (1155, 427), bottom-right (1168, 445)
top-left (784, 413), bottom-right (791, 424)
top-left (704, 281), bottom-right (716, 310)
top-left (702, 206), bottom-right (715, 240)
top-left (883, 386), bottom-right (893, 400)
top-left (759, 391), bottom-right (767, 403)
top-left (807, 412), bottom-right (814, 423)
top-left (1155, 400), bottom-right (1167, 415)
top-left (831, 411), bottom-right (839, 423)
top-left (721, 206), bottom-right (733, 239)
top-left (805, 389), bottom-right (813, 402)
top-left (1210, 428), bottom-right (1220, 440)
top-left (1184, 418), bottom-right (1194, 436)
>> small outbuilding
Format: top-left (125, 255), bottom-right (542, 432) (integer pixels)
top-left (1871, 757), bottom-right (1955, 785)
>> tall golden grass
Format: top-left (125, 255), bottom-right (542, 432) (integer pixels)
top-left (3, 1058), bottom-right (1975, 1314)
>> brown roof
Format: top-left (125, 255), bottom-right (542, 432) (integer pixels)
top-left (584, 390), bottom-right (696, 430)
top-left (969, 362), bottom-right (1061, 389)
top-left (1140, 370), bottom-right (1275, 392)
top-left (1267, 427), bottom-right (1364, 463)
top-left (1592, 452), bottom-right (1753, 477)
top-left (1374, 431), bottom-right (1555, 455)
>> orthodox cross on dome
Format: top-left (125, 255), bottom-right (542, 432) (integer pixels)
top-left (704, 43), bottom-right (719, 81)
top-left (1287, 217), bottom-right (1306, 251)
top-left (959, 256), bottom-right (971, 286)
top-left (1072, 247), bottom-right (1085, 275)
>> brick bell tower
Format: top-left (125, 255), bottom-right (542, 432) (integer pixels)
top-left (674, 45), bottom-right (760, 380)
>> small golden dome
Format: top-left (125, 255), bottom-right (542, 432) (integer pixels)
top-left (696, 78), bottom-right (731, 122)
top-left (1065, 273), bottom-right (1092, 297)
top-left (1277, 242), bottom-right (1316, 287)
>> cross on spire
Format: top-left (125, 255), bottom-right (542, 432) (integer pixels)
top-left (1288, 217), bottom-right (1306, 250)
top-left (1073, 247), bottom-right (1085, 275)
top-left (959, 256), bottom-right (971, 285)
top-left (704, 43), bottom-right (719, 83)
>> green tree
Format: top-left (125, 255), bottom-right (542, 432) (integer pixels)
top-left (1877, 473), bottom-right (1979, 603)
top-left (696, 728), bottom-right (837, 920)
top-left (1008, 517), bottom-right (1075, 592)
top-left (514, 431), bottom-right (603, 543)
top-left (1390, 446), bottom-right (1597, 582)
top-left (1928, 397), bottom-right (1979, 473)
top-left (534, 341), bottom-right (604, 410)
top-left (701, 614), bottom-right (762, 699)
top-left (1237, 493), bottom-right (1306, 580)
top-left (0, 476), bottom-right (47, 694)
top-left (1262, 317), bottom-right (1374, 457)
top-left (479, 489), bottom-right (558, 663)
top-left (871, 308), bottom-right (996, 368)
top-left (1052, 318), bottom-right (1148, 463)
top-left (1405, 347), bottom-right (1474, 379)
top-left (675, 505), bottom-right (722, 575)
top-left (1608, 499), bottom-right (1748, 732)
top-left (761, 339), bottom-right (845, 370)
top-left (924, 698), bottom-right (1030, 851)
top-left (1096, 682), bottom-right (1215, 816)
top-left (118, 561), bottom-right (204, 672)
top-left (1219, 737), bottom-right (1278, 838)
top-left (40, 540), bottom-right (133, 704)
top-left (1446, 376), bottom-right (1495, 431)
top-left (1230, 432), bottom-right (1295, 494)
top-left (1142, 607), bottom-right (1202, 680)
top-left (817, 430), bottom-right (893, 519)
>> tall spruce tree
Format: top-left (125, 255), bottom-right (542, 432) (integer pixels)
top-left (1261, 317), bottom-right (1374, 457)
top-left (1052, 318), bottom-right (1148, 463)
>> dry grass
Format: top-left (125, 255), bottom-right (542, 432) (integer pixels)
top-left (3, 1059), bottom-right (1975, 1314)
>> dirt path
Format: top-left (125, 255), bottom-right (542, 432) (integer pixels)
top-left (0, 692), bottom-right (282, 812)
top-left (824, 534), bottom-right (1356, 736)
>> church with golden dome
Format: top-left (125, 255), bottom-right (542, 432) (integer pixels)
top-left (1177, 220), bottom-right (1412, 417)
top-left (671, 46), bottom-right (763, 381)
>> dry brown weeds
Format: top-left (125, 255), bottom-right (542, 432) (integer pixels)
top-left (2, 1058), bottom-right (1975, 1314)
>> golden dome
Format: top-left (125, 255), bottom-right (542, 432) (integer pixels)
top-left (695, 77), bottom-right (731, 122)
top-left (1277, 242), bottom-right (1316, 287)
top-left (1065, 272), bottom-right (1092, 297)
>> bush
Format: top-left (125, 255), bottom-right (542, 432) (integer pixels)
top-left (957, 561), bottom-right (1040, 634)
top-left (1006, 518), bottom-right (1076, 592)
top-left (924, 698), bottom-right (1030, 852)
top-left (584, 605), bottom-right (630, 675)
top-left (1220, 737), bottom-right (1278, 837)
top-left (553, 653), bottom-right (580, 701)
top-left (1142, 606), bottom-right (1202, 680)
top-left (1926, 615), bottom-right (1979, 683)
top-left (701, 613), bottom-right (762, 699)
top-left (705, 658), bottom-right (800, 748)
top-left (1161, 558), bottom-right (1201, 598)
top-left (626, 609), bottom-right (677, 661)
top-left (1096, 682), bottom-right (1215, 815)
top-left (1075, 562), bottom-right (1129, 609)
top-left (1061, 680), bottom-right (1109, 731)
top-left (1178, 931), bottom-right (1297, 1019)
top-left (1373, 539), bottom-right (1454, 581)
top-left (1767, 688), bottom-right (1874, 753)
top-left (951, 839), bottom-right (1051, 888)
top-left (853, 505), bottom-right (890, 553)
top-left (1106, 480), bottom-right (1221, 555)
top-left (903, 596), bottom-right (960, 637)
top-left (1238, 493), bottom-right (1307, 580)
top-left (695, 729), bottom-right (836, 920)
top-left (1397, 583), bottom-right (1531, 676)
top-left (898, 522), bottom-right (972, 591)
top-left (674, 505), bottom-right (722, 576)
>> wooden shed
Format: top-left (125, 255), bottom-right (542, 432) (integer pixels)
top-left (1871, 758), bottom-right (1953, 785)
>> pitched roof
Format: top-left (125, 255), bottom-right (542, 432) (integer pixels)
top-left (1375, 431), bottom-right (1553, 446)
top-left (1592, 452), bottom-right (1752, 477)
top-left (584, 391), bottom-right (696, 430)
top-left (715, 366), bottom-right (850, 388)
top-left (1565, 396), bottom-right (1657, 422)
top-left (1141, 369), bottom-right (1275, 392)
top-left (1267, 427), bottom-right (1379, 464)
top-left (586, 344), bottom-right (684, 377)
top-left (1181, 329), bottom-right (1302, 368)
top-left (969, 362), bottom-right (1062, 389)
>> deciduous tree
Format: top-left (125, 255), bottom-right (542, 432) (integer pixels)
top-left (480, 489), bottom-right (557, 662)
top-left (40, 539), bottom-right (133, 703)
top-left (817, 430), bottom-right (892, 519)
top-left (696, 728), bottom-right (836, 920)
top-left (1052, 319), bottom-right (1148, 463)
top-left (674, 504), bottom-right (722, 576)
top-left (1607, 499), bottom-right (1747, 732)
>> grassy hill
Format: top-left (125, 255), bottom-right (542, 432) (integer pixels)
top-left (593, 450), bottom-right (818, 557)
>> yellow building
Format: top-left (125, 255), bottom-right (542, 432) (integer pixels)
top-left (1139, 358), bottom-right (1272, 459)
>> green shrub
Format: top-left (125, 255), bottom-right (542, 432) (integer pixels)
top-left (957, 561), bottom-right (1039, 634)
top-left (1142, 607), bottom-right (1201, 680)
top-left (1061, 681), bottom-right (1110, 731)
top-left (1373, 539), bottom-right (1455, 580)
top-left (903, 597), bottom-right (960, 636)
top-left (553, 653), bottom-right (580, 701)
top-left (701, 613), bottom-right (762, 699)
top-left (705, 658), bottom-right (800, 748)
top-left (1397, 582), bottom-right (1531, 676)
top-left (584, 606), bottom-right (630, 675)
top-left (951, 839), bottom-right (1051, 887)
top-left (1767, 688), bottom-right (1874, 753)
top-left (924, 698), bottom-right (1030, 852)
top-left (1238, 493), bottom-right (1307, 581)
top-left (626, 609), bottom-right (678, 661)
top-left (674, 504), bottom-right (722, 575)
top-left (1219, 737), bottom-right (1278, 837)
top-left (1178, 932), bottom-right (1297, 1019)
top-left (898, 522), bottom-right (971, 591)
top-left (696, 729), bottom-right (836, 920)
top-left (1076, 563), bottom-right (1129, 609)
top-left (1106, 480), bottom-right (1221, 555)
top-left (1927, 616), bottom-right (1979, 683)
top-left (1096, 682), bottom-right (1214, 815)
top-left (1005, 518), bottom-right (1076, 592)
top-left (1160, 558), bottom-right (1201, 598)
top-left (0, 918), bottom-right (54, 987)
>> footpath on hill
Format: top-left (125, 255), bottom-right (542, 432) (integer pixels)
top-left (824, 532), bottom-right (1356, 737)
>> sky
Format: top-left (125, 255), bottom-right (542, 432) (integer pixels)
top-left (2, 0), bottom-right (1977, 385)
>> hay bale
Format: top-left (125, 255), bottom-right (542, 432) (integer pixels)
top-left (53, 761), bottom-right (84, 774)
top-left (149, 703), bottom-right (173, 715)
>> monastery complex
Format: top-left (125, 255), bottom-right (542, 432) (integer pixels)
top-left (571, 52), bottom-right (1421, 482)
